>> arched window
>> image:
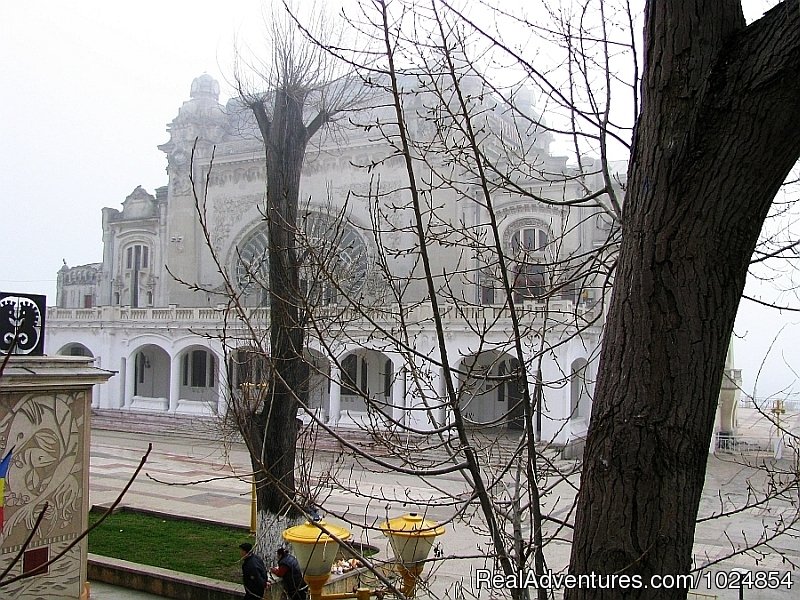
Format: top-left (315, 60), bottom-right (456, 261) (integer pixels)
top-left (234, 212), bottom-right (369, 305)
top-left (123, 243), bottom-right (152, 308)
top-left (342, 354), bottom-right (359, 395)
top-left (341, 354), bottom-right (368, 396)
top-left (382, 358), bottom-right (393, 398)
top-left (134, 351), bottom-right (148, 395)
top-left (482, 220), bottom-right (551, 305)
top-left (182, 349), bottom-right (216, 388)
top-left (230, 349), bottom-right (269, 387)
top-left (511, 227), bottom-right (549, 252)
top-left (511, 226), bottom-right (548, 302)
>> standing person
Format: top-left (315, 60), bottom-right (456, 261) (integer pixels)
top-left (271, 547), bottom-right (308, 600)
top-left (239, 542), bottom-right (268, 600)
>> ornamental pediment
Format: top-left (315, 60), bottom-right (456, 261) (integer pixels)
top-left (121, 186), bottom-right (157, 220)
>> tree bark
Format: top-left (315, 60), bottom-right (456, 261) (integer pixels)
top-left (568, 2), bottom-right (800, 598)
top-left (248, 87), bottom-right (312, 521)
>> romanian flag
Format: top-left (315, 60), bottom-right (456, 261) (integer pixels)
top-left (0, 448), bottom-right (13, 530)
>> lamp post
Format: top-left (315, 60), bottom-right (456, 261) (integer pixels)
top-left (282, 513), bottom-right (444, 600)
top-left (772, 399), bottom-right (786, 460)
top-left (380, 513), bottom-right (445, 597)
top-left (282, 519), bottom-right (352, 600)
top-left (283, 513), bottom-right (444, 600)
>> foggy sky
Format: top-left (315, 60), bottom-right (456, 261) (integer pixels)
top-left (0, 0), bottom-right (796, 400)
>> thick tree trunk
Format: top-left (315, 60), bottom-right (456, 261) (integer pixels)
top-left (248, 88), bottom-right (312, 525)
top-left (567, 3), bottom-right (800, 599)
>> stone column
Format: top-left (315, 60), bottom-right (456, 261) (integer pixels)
top-left (391, 361), bottom-right (406, 426)
top-left (169, 354), bottom-right (181, 412)
top-left (328, 362), bottom-right (341, 426)
top-left (537, 353), bottom-right (568, 446)
top-left (215, 353), bottom-right (227, 415)
top-left (124, 355), bottom-right (135, 408)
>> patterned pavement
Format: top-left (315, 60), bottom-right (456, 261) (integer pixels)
top-left (88, 406), bottom-right (799, 599)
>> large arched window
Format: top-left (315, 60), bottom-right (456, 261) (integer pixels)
top-left (122, 242), bottom-right (152, 307)
top-left (511, 225), bottom-right (549, 302)
top-left (481, 220), bottom-right (552, 304)
top-left (234, 212), bottom-right (369, 305)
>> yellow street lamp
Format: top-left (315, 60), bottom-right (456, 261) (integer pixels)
top-left (282, 513), bottom-right (444, 600)
top-left (380, 512), bottom-right (445, 597)
top-left (283, 519), bottom-right (352, 600)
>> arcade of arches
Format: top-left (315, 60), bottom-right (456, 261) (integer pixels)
top-left (55, 341), bottom-right (592, 433)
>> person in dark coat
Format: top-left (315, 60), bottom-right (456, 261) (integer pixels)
top-left (239, 542), bottom-right (268, 599)
top-left (271, 547), bottom-right (308, 600)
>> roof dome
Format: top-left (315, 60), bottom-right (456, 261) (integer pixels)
top-left (190, 74), bottom-right (220, 101)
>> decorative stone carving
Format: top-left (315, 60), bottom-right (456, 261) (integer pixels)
top-left (0, 357), bottom-right (112, 599)
top-left (499, 215), bottom-right (553, 249)
top-left (210, 194), bottom-right (263, 252)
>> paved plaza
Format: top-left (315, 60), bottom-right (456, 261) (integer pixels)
top-left (89, 581), bottom-right (166, 600)
top-left (88, 404), bottom-right (799, 599)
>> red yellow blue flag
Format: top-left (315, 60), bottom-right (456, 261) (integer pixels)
top-left (0, 448), bottom-right (14, 530)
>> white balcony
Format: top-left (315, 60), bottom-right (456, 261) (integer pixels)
top-left (47, 299), bottom-right (602, 332)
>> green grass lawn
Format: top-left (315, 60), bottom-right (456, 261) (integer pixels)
top-left (88, 509), bottom-right (251, 583)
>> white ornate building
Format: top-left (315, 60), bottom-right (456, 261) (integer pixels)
top-left (47, 74), bottom-right (618, 446)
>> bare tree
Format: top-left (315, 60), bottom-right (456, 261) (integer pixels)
top-left (563, 2), bottom-right (800, 597)
top-left (305, 1), bottom-right (799, 598)
top-left (224, 2), bottom-right (370, 549)
top-left (181, 1), bottom-right (800, 598)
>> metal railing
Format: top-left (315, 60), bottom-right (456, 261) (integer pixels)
top-left (739, 396), bottom-right (800, 412)
top-left (715, 434), bottom-right (773, 455)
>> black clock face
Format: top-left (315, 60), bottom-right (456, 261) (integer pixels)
top-left (235, 212), bottom-right (368, 303)
top-left (0, 293), bottom-right (46, 356)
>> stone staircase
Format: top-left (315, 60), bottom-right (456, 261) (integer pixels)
top-left (90, 408), bottom-right (565, 468)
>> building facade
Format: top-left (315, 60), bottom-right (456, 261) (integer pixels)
top-left (47, 75), bottom-right (618, 446)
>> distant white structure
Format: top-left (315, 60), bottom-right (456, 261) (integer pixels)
top-left (47, 75), bottom-right (626, 446)
top-left (714, 344), bottom-right (744, 451)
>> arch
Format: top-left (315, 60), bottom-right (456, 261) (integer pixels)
top-left (337, 348), bottom-right (394, 426)
top-left (457, 350), bottom-right (525, 430)
top-left (175, 345), bottom-right (219, 410)
top-left (57, 342), bottom-right (94, 358)
top-left (128, 343), bottom-right (171, 411)
top-left (231, 210), bottom-right (370, 304)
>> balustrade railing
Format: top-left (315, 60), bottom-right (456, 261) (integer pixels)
top-left (47, 299), bottom-right (600, 328)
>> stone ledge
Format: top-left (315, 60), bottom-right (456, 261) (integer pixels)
top-left (88, 554), bottom-right (242, 600)
top-left (87, 507), bottom-right (389, 600)
top-left (88, 553), bottom-right (396, 600)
